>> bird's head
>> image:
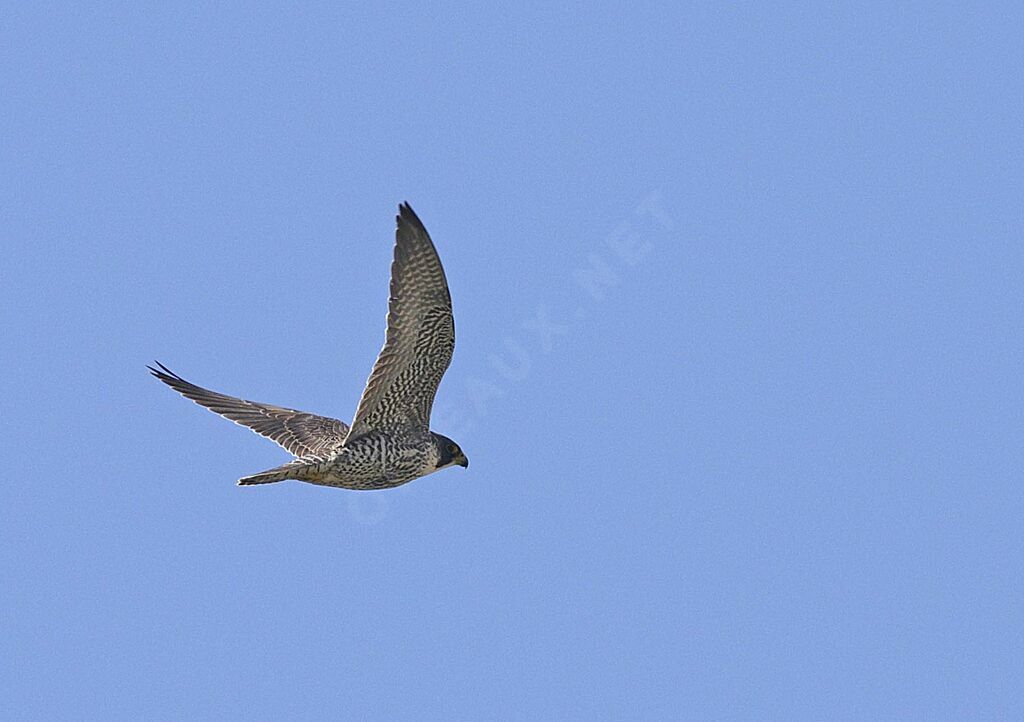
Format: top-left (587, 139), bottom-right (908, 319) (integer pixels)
top-left (432, 433), bottom-right (469, 470)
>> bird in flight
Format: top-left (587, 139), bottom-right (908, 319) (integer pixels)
top-left (150, 203), bottom-right (468, 490)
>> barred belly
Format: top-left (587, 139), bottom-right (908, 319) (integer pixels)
top-left (307, 432), bottom-right (436, 490)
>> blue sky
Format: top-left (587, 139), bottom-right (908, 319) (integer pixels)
top-left (2, 2), bottom-right (1022, 718)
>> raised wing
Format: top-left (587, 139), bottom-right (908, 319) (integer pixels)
top-left (149, 362), bottom-right (349, 457)
top-left (344, 203), bottom-right (455, 441)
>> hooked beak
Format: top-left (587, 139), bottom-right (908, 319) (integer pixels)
top-left (456, 454), bottom-right (469, 469)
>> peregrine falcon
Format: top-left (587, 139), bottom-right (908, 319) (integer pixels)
top-left (150, 203), bottom-right (468, 490)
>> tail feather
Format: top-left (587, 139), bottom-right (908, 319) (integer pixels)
top-left (237, 459), bottom-right (311, 486)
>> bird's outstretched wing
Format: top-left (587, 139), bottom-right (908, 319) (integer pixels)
top-left (149, 362), bottom-right (349, 457)
top-left (344, 203), bottom-right (455, 441)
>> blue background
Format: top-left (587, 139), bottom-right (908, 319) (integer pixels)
top-left (3, 3), bottom-right (1022, 718)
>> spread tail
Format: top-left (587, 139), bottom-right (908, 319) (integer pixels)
top-left (237, 459), bottom-right (312, 486)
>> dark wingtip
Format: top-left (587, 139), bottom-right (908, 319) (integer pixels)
top-left (148, 360), bottom-right (184, 383)
top-left (397, 202), bottom-right (424, 230)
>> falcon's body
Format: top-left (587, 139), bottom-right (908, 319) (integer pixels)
top-left (150, 203), bottom-right (468, 490)
top-left (271, 430), bottom-right (459, 490)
